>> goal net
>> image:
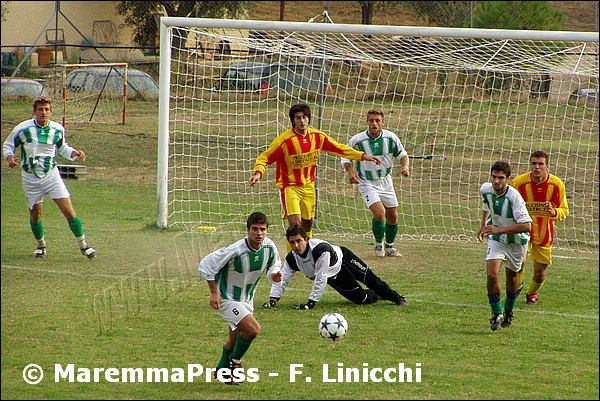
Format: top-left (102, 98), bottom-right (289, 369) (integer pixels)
top-left (46, 62), bottom-right (127, 126)
top-left (157, 16), bottom-right (599, 253)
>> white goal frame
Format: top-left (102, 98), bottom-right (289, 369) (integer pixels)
top-left (157, 17), bottom-right (598, 253)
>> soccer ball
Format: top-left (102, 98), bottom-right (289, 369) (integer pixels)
top-left (319, 312), bottom-right (348, 341)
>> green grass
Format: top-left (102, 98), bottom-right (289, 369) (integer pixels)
top-left (1, 99), bottom-right (598, 399)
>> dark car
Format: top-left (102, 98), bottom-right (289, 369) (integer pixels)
top-left (219, 62), bottom-right (332, 95)
top-left (65, 67), bottom-right (159, 100)
top-left (1, 78), bottom-right (49, 99)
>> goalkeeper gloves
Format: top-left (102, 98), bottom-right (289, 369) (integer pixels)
top-left (262, 299), bottom-right (278, 309)
top-left (295, 299), bottom-right (316, 310)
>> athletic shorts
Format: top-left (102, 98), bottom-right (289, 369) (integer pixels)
top-left (280, 182), bottom-right (316, 221)
top-left (22, 168), bottom-right (70, 210)
top-left (529, 242), bottom-right (553, 265)
top-left (486, 240), bottom-right (528, 272)
top-left (217, 299), bottom-right (253, 331)
top-left (357, 175), bottom-right (399, 209)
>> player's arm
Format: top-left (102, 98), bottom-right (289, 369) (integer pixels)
top-left (248, 137), bottom-right (284, 185)
top-left (264, 260), bottom-right (294, 308)
top-left (298, 252), bottom-right (331, 310)
top-left (206, 280), bottom-right (221, 310)
top-left (477, 210), bottom-right (491, 243)
top-left (3, 127), bottom-right (20, 167)
top-left (399, 154), bottom-right (410, 177)
top-left (323, 133), bottom-right (380, 165)
top-left (342, 160), bottom-right (360, 184)
top-left (549, 179), bottom-right (569, 222)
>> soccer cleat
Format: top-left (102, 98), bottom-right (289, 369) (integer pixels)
top-left (526, 293), bottom-right (538, 305)
top-left (213, 368), bottom-right (237, 385)
top-left (489, 313), bottom-right (503, 331)
top-left (501, 311), bottom-right (514, 328)
top-left (229, 359), bottom-right (244, 385)
top-left (394, 295), bottom-right (409, 306)
top-left (81, 247), bottom-right (96, 259)
top-left (374, 244), bottom-right (385, 257)
top-left (34, 247), bottom-right (47, 258)
top-left (385, 247), bottom-right (402, 257)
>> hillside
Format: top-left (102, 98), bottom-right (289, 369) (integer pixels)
top-left (249, 1), bottom-right (598, 32)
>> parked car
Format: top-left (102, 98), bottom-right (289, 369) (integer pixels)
top-left (65, 67), bottom-right (159, 100)
top-left (569, 88), bottom-right (597, 104)
top-left (1, 78), bottom-right (49, 99)
top-left (218, 62), bottom-right (332, 95)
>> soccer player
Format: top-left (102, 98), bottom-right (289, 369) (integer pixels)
top-left (248, 104), bottom-right (381, 250)
top-left (262, 225), bottom-right (409, 310)
top-left (3, 97), bottom-right (95, 259)
top-left (341, 108), bottom-right (409, 257)
top-left (198, 212), bottom-right (282, 385)
top-left (510, 150), bottom-right (569, 305)
top-left (477, 161), bottom-right (532, 331)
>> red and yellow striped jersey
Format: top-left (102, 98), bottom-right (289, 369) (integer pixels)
top-left (253, 128), bottom-right (365, 189)
top-left (510, 172), bottom-right (569, 246)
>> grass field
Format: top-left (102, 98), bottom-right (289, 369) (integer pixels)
top-left (1, 98), bottom-right (598, 400)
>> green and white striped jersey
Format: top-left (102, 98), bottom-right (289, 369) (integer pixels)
top-left (340, 129), bottom-right (408, 180)
top-left (198, 237), bottom-right (281, 303)
top-left (480, 182), bottom-right (532, 245)
top-left (3, 119), bottom-right (76, 178)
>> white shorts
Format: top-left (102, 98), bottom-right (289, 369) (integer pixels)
top-left (217, 299), bottom-right (253, 331)
top-left (357, 175), bottom-right (399, 209)
top-left (486, 240), bottom-right (528, 272)
top-left (22, 168), bottom-right (71, 210)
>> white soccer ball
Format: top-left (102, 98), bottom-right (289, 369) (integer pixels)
top-left (319, 312), bottom-right (348, 341)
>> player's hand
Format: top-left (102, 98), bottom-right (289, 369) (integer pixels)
top-left (248, 173), bottom-right (261, 186)
top-left (6, 155), bottom-right (18, 168)
top-left (72, 150), bottom-right (86, 162)
top-left (262, 299), bottom-right (277, 309)
top-left (294, 300), bottom-right (316, 310)
top-left (347, 170), bottom-right (360, 184)
top-left (362, 155), bottom-right (381, 165)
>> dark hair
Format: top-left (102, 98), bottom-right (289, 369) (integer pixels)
top-left (247, 212), bottom-right (268, 229)
top-left (285, 225), bottom-right (308, 241)
top-left (367, 108), bottom-right (384, 119)
top-left (490, 160), bottom-right (511, 178)
top-left (289, 104), bottom-right (311, 127)
top-left (530, 150), bottom-right (549, 165)
top-left (33, 97), bottom-right (53, 110)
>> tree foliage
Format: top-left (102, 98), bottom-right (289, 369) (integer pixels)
top-left (403, 1), bottom-right (472, 28)
top-left (115, 1), bottom-right (252, 49)
top-left (472, 1), bottom-right (565, 30)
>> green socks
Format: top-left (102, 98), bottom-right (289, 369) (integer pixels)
top-left (231, 333), bottom-right (252, 362)
top-left (68, 215), bottom-right (84, 238)
top-left (372, 218), bottom-right (385, 243)
top-left (216, 346), bottom-right (232, 370)
top-left (30, 219), bottom-right (44, 240)
top-left (385, 223), bottom-right (398, 247)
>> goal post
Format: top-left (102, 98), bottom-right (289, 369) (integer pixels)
top-left (157, 16), bottom-right (599, 253)
top-left (47, 62), bottom-right (128, 126)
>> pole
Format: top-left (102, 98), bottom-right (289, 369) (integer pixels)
top-left (55, 1), bottom-right (59, 64)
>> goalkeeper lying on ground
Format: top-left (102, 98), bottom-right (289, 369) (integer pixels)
top-left (263, 225), bottom-right (408, 310)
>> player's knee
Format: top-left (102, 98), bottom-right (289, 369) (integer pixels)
top-left (246, 323), bottom-right (261, 339)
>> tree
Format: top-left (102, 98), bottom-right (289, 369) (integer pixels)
top-left (472, 1), bottom-right (565, 30)
top-left (402, 1), bottom-right (472, 28)
top-left (357, 1), bottom-right (401, 25)
top-left (115, 1), bottom-right (252, 51)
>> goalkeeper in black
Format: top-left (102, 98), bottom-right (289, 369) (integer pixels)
top-left (263, 226), bottom-right (408, 309)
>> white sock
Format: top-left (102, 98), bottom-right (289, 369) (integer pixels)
top-left (76, 235), bottom-right (88, 249)
top-left (37, 238), bottom-right (46, 248)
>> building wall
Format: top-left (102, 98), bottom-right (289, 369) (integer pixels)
top-left (1, 1), bottom-right (136, 62)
